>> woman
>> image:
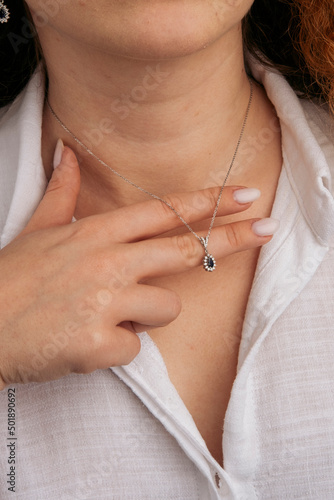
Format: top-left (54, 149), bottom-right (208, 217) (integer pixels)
top-left (0, 0), bottom-right (333, 498)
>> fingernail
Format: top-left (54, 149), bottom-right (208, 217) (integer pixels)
top-left (252, 218), bottom-right (280, 236)
top-left (53, 139), bottom-right (64, 169)
top-left (233, 188), bottom-right (261, 204)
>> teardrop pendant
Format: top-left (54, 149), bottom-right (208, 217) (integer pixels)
top-left (0, 2), bottom-right (10, 23)
top-left (203, 253), bottom-right (216, 272)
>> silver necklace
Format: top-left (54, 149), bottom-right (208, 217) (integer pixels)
top-left (46, 79), bottom-right (253, 272)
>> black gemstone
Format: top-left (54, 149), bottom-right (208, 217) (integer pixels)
top-left (0, 6), bottom-right (7, 19)
top-left (209, 257), bottom-right (214, 268)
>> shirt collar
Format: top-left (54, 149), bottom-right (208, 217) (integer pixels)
top-left (1, 61), bottom-right (333, 247)
top-left (0, 68), bottom-right (47, 248)
top-left (249, 56), bottom-right (334, 245)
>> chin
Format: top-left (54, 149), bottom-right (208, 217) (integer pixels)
top-left (35, 0), bottom-right (253, 62)
top-left (74, 1), bottom-right (249, 61)
top-left (111, 29), bottom-right (220, 61)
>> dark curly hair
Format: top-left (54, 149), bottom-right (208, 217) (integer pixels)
top-left (0, 2), bottom-right (39, 108)
top-left (243, 0), bottom-right (334, 111)
top-left (0, 0), bottom-right (334, 110)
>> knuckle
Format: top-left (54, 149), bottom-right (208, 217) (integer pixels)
top-left (206, 188), bottom-right (219, 213)
top-left (71, 217), bottom-right (100, 239)
top-left (71, 221), bottom-right (113, 253)
top-left (224, 224), bottom-right (242, 249)
top-left (72, 331), bottom-right (106, 374)
top-left (174, 233), bottom-right (199, 266)
top-left (46, 172), bottom-right (68, 193)
top-left (160, 194), bottom-right (189, 220)
top-left (87, 330), bottom-right (106, 353)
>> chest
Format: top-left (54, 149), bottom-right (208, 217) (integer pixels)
top-left (147, 245), bottom-right (260, 465)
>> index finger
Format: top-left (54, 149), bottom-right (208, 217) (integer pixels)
top-left (87, 186), bottom-right (260, 242)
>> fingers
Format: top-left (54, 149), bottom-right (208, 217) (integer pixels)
top-left (130, 217), bottom-right (280, 279)
top-left (21, 142), bottom-right (80, 236)
top-left (70, 326), bottom-right (142, 371)
top-left (68, 285), bottom-right (182, 372)
top-left (92, 185), bottom-right (261, 242)
top-left (98, 326), bottom-right (141, 366)
top-left (116, 321), bottom-right (152, 334)
top-left (114, 284), bottom-right (182, 327)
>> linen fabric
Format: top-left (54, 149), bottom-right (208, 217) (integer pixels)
top-left (0, 59), bottom-right (334, 499)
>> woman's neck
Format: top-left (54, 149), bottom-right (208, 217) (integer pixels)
top-left (42, 23), bottom-right (261, 214)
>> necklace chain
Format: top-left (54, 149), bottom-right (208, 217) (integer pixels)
top-left (46, 79), bottom-right (253, 271)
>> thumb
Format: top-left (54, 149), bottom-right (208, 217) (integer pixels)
top-left (22, 140), bottom-right (81, 235)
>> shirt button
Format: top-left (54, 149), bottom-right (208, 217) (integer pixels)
top-left (212, 471), bottom-right (230, 497)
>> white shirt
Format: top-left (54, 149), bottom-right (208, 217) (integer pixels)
top-left (0, 60), bottom-right (334, 500)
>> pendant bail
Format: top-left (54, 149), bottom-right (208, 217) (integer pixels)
top-left (200, 236), bottom-right (209, 252)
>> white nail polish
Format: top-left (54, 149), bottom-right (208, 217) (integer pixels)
top-left (53, 139), bottom-right (64, 169)
top-left (233, 188), bottom-right (261, 204)
top-left (252, 218), bottom-right (280, 236)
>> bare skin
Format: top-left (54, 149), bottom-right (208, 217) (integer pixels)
top-left (0, 156), bottom-right (275, 388)
top-left (0, 0), bottom-right (282, 465)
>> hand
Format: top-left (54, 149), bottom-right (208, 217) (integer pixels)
top-left (0, 144), bottom-right (277, 389)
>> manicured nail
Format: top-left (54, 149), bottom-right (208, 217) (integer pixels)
top-left (233, 188), bottom-right (261, 204)
top-left (252, 218), bottom-right (280, 236)
top-left (53, 139), bottom-right (64, 169)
